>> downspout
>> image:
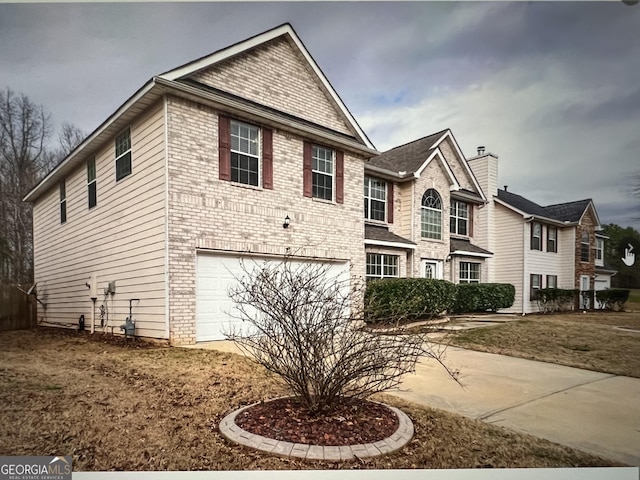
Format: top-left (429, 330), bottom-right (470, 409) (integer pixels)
top-left (163, 94), bottom-right (171, 341)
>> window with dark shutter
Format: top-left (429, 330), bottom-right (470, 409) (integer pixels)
top-left (262, 128), bottom-right (273, 189)
top-left (218, 115), bottom-right (231, 181)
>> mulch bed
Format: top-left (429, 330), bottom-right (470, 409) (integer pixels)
top-left (234, 397), bottom-right (399, 446)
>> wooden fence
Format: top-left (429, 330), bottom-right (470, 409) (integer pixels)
top-left (0, 284), bottom-right (37, 331)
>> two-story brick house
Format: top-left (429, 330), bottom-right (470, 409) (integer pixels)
top-left (24, 24), bottom-right (377, 344)
top-left (24, 24), bottom-right (617, 344)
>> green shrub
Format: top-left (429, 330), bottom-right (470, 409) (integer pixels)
top-left (595, 289), bottom-right (630, 311)
top-left (537, 288), bottom-right (579, 313)
top-left (451, 283), bottom-right (515, 313)
top-left (364, 278), bottom-right (456, 323)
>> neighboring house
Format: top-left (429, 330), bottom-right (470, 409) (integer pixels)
top-left (24, 24), bottom-right (377, 344)
top-left (467, 147), bottom-right (616, 313)
top-left (363, 130), bottom-right (492, 284)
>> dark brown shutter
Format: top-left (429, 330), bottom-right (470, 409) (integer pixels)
top-left (262, 128), bottom-right (273, 189)
top-left (218, 115), bottom-right (231, 181)
top-left (303, 141), bottom-right (312, 197)
top-left (468, 204), bottom-right (473, 237)
top-left (387, 182), bottom-right (394, 223)
top-left (335, 150), bottom-right (344, 204)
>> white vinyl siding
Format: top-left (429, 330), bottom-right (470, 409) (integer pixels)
top-left (32, 102), bottom-right (167, 339)
top-left (492, 204), bottom-right (524, 313)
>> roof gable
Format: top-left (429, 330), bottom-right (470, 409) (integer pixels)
top-left (160, 24), bottom-right (374, 149)
top-left (367, 129), bottom-right (486, 201)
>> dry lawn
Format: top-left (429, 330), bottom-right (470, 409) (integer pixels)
top-left (0, 328), bottom-right (622, 471)
top-left (449, 309), bottom-right (640, 378)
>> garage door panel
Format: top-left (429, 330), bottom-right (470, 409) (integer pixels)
top-left (195, 254), bottom-right (349, 342)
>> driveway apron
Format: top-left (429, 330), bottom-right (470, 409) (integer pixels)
top-left (393, 346), bottom-right (640, 466)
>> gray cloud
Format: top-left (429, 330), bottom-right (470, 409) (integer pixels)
top-left (1, 1), bottom-right (639, 230)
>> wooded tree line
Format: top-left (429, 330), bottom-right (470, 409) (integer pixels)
top-left (0, 87), bottom-right (84, 285)
top-left (602, 223), bottom-right (640, 288)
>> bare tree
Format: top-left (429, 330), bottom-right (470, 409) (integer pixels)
top-left (226, 257), bottom-right (457, 415)
top-left (0, 88), bottom-right (52, 284)
top-left (55, 121), bottom-right (86, 161)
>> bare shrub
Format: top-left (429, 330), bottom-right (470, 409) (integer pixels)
top-left (225, 257), bottom-right (457, 415)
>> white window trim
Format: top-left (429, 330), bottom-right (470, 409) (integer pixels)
top-left (459, 261), bottom-right (480, 284)
top-left (312, 144), bottom-right (335, 201)
top-left (421, 189), bottom-right (443, 240)
top-left (450, 200), bottom-right (469, 236)
top-left (595, 237), bottom-right (604, 266)
top-left (230, 119), bottom-right (261, 187)
top-left (115, 127), bottom-right (132, 181)
top-left (366, 253), bottom-right (399, 280)
top-left (364, 176), bottom-right (387, 223)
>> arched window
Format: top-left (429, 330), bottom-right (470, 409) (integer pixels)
top-left (421, 189), bottom-right (442, 239)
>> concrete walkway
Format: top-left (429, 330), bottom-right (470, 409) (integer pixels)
top-left (187, 339), bottom-right (640, 466)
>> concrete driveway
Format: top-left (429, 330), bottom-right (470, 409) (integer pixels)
top-left (394, 346), bottom-right (640, 466)
top-left (189, 340), bottom-right (640, 466)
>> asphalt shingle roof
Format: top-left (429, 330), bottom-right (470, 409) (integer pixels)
top-left (450, 238), bottom-right (493, 256)
top-left (496, 189), bottom-right (593, 223)
top-left (364, 224), bottom-right (416, 246)
top-left (367, 129), bottom-right (449, 174)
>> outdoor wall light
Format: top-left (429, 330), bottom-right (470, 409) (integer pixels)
top-left (283, 215), bottom-right (291, 229)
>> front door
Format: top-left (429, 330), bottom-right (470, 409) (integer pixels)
top-left (422, 259), bottom-right (443, 280)
top-left (580, 275), bottom-right (591, 309)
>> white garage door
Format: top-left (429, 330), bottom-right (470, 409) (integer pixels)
top-left (195, 254), bottom-right (350, 342)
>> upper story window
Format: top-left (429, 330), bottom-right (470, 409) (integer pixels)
top-left (311, 145), bottom-right (334, 201)
top-left (530, 222), bottom-right (542, 250)
top-left (450, 200), bottom-right (469, 236)
top-left (459, 262), bottom-right (480, 284)
top-left (364, 176), bottom-right (387, 222)
top-left (595, 237), bottom-right (604, 266)
top-left (421, 189), bottom-right (442, 240)
top-left (115, 127), bottom-right (132, 181)
top-left (230, 120), bottom-right (260, 186)
top-left (366, 253), bottom-right (398, 281)
top-left (59, 181), bottom-right (67, 224)
top-left (303, 141), bottom-right (344, 203)
top-left (219, 115), bottom-right (273, 189)
top-left (547, 226), bottom-right (557, 253)
top-left (87, 158), bottom-right (97, 209)
top-left (581, 231), bottom-right (590, 262)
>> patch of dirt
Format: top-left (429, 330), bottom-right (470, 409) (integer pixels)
top-left (235, 397), bottom-right (398, 446)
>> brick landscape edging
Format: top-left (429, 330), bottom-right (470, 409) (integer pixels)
top-left (218, 400), bottom-right (414, 461)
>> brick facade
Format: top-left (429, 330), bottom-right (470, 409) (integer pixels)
top-left (166, 95), bottom-right (366, 344)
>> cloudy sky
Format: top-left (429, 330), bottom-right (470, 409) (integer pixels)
top-left (2, 1), bottom-right (639, 229)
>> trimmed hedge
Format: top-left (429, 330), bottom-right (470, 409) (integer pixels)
top-left (595, 289), bottom-right (630, 311)
top-left (451, 283), bottom-right (515, 314)
top-left (364, 279), bottom-right (516, 323)
top-left (536, 288), bottom-right (579, 313)
top-left (364, 278), bottom-right (456, 323)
